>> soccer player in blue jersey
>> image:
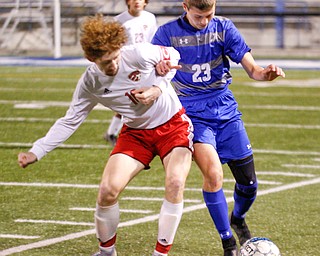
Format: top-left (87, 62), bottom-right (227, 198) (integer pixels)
top-left (152, 0), bottom-right (285, 255)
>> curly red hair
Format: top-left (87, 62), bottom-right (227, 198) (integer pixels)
top-left (80, 14), bottom-right (128, 61)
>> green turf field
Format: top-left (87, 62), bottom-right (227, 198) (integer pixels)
top-left (0, 66), bottom-right (319, 255)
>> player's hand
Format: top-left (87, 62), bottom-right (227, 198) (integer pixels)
top-left (263, 64), bottom-right (286, 81)
top-left (18, 152), bottom-right (37, 168)
top-left (156, 60), bottom-right (182, 76)
top-left (132, 86), bottom-right (162, 105)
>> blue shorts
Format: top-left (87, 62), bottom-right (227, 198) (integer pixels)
top-left (179, 88), bottom-right (252, 164)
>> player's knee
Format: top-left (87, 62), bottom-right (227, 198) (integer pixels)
top-left (98, 183), bottom-right (121, 205)
top-left (228, 154), bottom-right (256, 186)
top-left (235, 181), bottom-right (258, 199)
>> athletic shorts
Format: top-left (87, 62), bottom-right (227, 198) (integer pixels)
top-left (179, 88), bottom-right (252, 164)
top-left (111, 108), bottom-right (194, 169)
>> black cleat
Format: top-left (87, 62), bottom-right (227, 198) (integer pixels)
top-left (230, 212), bottom-right (252, 246)
top-left (222, 236), bottom-right (238, 256)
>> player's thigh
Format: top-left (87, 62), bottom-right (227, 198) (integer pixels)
top-left (193, 143), bottom-right (223, 176)
top-left (100, 153), bottom-right (144, 193)
top-left (163, 147), bottom-right (192, 181)
top-left (217, 120), bottom-right (252, 163)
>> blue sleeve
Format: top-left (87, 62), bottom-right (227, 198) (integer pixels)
top-left (224, 21), bottom-right (251, 64)
top-left (151, 25), bottom-right (172, 47)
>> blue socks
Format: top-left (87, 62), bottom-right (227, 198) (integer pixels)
top-left (203, 189), bottom-right (233, 240)
top-left (233, 182), bottom-right (258, 219)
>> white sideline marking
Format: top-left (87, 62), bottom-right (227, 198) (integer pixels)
top-left (0, 181), bottom-right (274, 189)
top-left (256, 171), bottom-right (315, 177)
top-left (1, 177), bottom-right (319, 255)
top-left (245, 123), bottom-right (320, 129)
top-left (282, 164), bottom-right (320, 169)
top-left (224, 178), bottom-right (281, 185)
top-left (2, 117), bottom-right (320, 130)
top-left (121, 197), bottom-right (202, 203)
top-left (15, 219), bottom-right (94, 227)
top-left (0, 234), bottom-right (40, 239)
top-left (1, 99), bottom-right (320, 112)
top-left (1, 141), bottom-right (320, 156)
top-left (241, 104), bottom-right (320, 111)
top-left (0, 100), bottom-right (111, 111)
top-left (70, 207), bottom-right (153, 214)
top-left (0, 117), bottom-right (111, 124)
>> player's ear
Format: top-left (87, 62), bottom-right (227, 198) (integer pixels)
top-left (182, 2), bottom-right (188, 12)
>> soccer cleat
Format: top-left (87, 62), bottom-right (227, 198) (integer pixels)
top-left (222, 235), bottom-right (238, 256)
top-left (103, 133), bottom-right (117, 146)
top-left (92, 249), bottom-right (117, 256)
top-left (230, 212), bottom-right (252, 246)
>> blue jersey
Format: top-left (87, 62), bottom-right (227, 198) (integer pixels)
top-left (152, 14), bottom-right (251, 98)
top-left (152, 14), bottom-right (253, 162)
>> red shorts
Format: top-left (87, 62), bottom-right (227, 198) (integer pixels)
top-left (111, 108), bottom-right (194, 169)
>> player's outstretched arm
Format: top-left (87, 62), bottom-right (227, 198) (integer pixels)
top-left (155, 60), bottom-right (182, 76)
top-left (18, 152), bottom-right (37, 168)
top-left (241, 52), bottom-right (285, 81)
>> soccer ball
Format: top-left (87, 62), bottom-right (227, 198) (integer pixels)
top-left (239, 237), bottom-right (281, 256)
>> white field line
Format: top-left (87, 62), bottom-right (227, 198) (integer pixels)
top-left (245, 123), bottom-right (320, 129)
top-left (241, 105), bottom-right (320, 111)
top-left (15, 219), bottom-right (94, 227)
top-left (70, 207), bottom-right (154, 214)
top-left (1, 177), bottom-right (319, 256)
top-left (0, 182), bottom-right (233, 194)
top-left (2, 117), bottom-right (320, 130)
top-left (121, 197), bottom-right (202, 203)
top-left (0, 234), bottom-right (40, 239)
top-left (1, 141), bottom-right (320, 157)
top-left (0, 117), bottom-right (111, 124)
top-left (1, 86), bottom-right (320, 97)
top-left (1, 99), bottom-right (320, 112)
top-left (224, 178), bottom-right (281, 185)
top-left (282, 164), bottom-right (320, 169)
top-left (0, 100), bottom-right (111, 111)
top-left (0, 180), bottom-right (278, 189)
top-left (256, 171), bottom-right (316, 177)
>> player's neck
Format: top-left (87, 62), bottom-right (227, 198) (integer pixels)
top-left (128, 9), bottom-right (143, 17)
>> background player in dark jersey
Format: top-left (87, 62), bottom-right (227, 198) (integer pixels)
top-left (152, 0), bottom-right (285, 255)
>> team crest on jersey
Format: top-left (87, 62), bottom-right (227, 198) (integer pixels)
top-left (128, 70), bottom-right (141, 82)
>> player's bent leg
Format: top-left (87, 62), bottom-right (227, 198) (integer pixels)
top-left (94, 154), bottom-right (144, 255)
top-left (228, 154), bottom-right (258, 245)
top-left (193, 143), bottom-right (223, 191)
top-left (153, 199), bottom-right (184, 256)
top-left (194, 143), bottom-right (238, 255)
top-left (162, 147), bottom-right (192, 203)
top-left (152, 147), bottom-right (191, 256)
top-left (94, 203), bottom-right (119, 256)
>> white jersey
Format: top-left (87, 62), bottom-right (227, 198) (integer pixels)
top-left (114, 10), bottom-right (157, 45)
top-left (30, 43), bottom-right (182, 160)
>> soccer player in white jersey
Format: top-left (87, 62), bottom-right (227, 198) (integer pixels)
top-left (104, 0), bottom-right (158, 145)
top-left (18, 14), bottom-right (193, 256)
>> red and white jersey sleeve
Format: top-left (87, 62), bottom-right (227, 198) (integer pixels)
top-left (30, 43), bottom-right (181, 160)
top-left (114, 10), bottom-right (157, 44)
